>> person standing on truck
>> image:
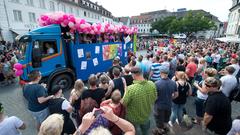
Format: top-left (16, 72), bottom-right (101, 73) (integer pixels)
top-left (23, 70), bottom-right (54, 130)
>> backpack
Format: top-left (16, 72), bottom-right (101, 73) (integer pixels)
top-left (229, 84), bottom-right (240, 102)
top-left (79, 97), bottom-right (99, 118)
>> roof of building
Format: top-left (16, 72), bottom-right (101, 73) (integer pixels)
top-left (61, 0), bottom-right (113, 18)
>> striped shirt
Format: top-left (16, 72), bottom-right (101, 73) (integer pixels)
top-left (151, 63), bottom-right (161, 81)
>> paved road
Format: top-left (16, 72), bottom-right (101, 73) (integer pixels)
top-left (1, 50), bottom-right (240, 135)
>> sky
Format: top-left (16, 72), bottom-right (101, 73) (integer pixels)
top-left (91, 0), bottom-right (232, 22)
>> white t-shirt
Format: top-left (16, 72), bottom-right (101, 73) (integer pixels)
top-left (61, 99), bottom-right (71, 110)
top-left (212, 54), bottom-right (221, 63)
top-left (0, 116), bottom-right (23, 135)
top-left (230, 64), bottom-right (240, 77)
top-left (47, 48), bottom-right (55, 54)
top-left (220, 75), bottom-right (238, 97)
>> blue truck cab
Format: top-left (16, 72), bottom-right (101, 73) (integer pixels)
top-left (16, 24), bottom-right (134, 91)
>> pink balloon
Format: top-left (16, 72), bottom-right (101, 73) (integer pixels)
top-left (63, 14), bottom-right (68, 20)
top-left (80, 19), bottom-right (86, 24)
top-left (68, 22), bottom-right (74, 28)
top-left (15, 70), bottom-right (23, 77)
top-left (14, 63), bottom-right (23, 70)
top-left (61, 22), bottom-right (67, 27)
top-left (63, 20), bottom-right (69, 25)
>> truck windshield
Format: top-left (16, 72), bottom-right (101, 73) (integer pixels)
top-left (19, 41), bottom-right (28, 61)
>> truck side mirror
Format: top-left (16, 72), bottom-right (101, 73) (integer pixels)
top-left (32, 41), bottom-right (42, 68)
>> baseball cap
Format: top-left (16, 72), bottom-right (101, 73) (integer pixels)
top-left (160, 66), bottom-right (169, 74)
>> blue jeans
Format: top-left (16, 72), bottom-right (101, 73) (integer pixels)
top-left (29, 107), bottom-right (49, 124)
top-left (133, 119), bottom-right (150, 135)
top-left (170, 103), bottom-right (184, 123)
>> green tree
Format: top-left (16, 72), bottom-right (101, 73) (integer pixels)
top-left (151, 11), bottom-right (217, 37)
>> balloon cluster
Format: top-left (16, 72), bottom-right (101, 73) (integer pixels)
top-left (38, 12), bottom-right (138, 35)
top-left (13, 63), bottom-right (23, 77)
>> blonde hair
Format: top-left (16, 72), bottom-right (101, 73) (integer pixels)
top-left (38, 114), bottom-right (64, 135)
top-left (204, 68), bottom-right (217, 77)
top-left (176, 71), bottom-right (187, 81)
top-left (73, 79), bottom-right (84, 96)
top-left (89, 126), bottom-right (112, 135)
top-left (199, 58), bottom-right (206, 64)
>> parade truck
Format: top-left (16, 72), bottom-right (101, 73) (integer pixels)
top-left (15, 13), bottom-right (137, 91)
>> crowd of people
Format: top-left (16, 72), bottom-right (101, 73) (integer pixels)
top-left (0, 39), bottom-right (240, 135)
top-left (0, 41), bottom-right (20, 86)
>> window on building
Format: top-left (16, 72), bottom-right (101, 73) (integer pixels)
top-left (97, 7), bottom-right (99, 10)
top-left (98, 16), bottom-right (100, 20)
top-left (83, 11), bottom-right (86, 17)
top-left (76, 9), bottom-right (80, 16)
top-left (39, 0), bottom-right (46, 9)
top-left (69, 7), bottom-right (73, 13)
top-left (87, 2), bottom-right (89, 7)
top-left (11, 0), bottom-right (20, 3)
top-left (62, 4), bottom-right (66, 12)
top-left (95, 14), bottom-right (97, 19)
top-left (29, 12), bottom-right (36, 22)
top-left (49, 1), bottom-right (55, 11)
top-left (87, 12), bottom-right (90, 17)
top-left (90, 4), bottom-right (93, 8)
top-left (13, 10), bottom-right (22, 22)
top-left (27, 0), bottom-right (34, 6)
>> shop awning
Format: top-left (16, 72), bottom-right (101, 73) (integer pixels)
top-left (215, 37), bottom-right (240, 43)
top-left (10, 29), bottom-right (29, 35)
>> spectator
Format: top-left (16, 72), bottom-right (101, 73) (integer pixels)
top-left (136, 55), bottom-right (145, 72)
top-left (186, 57), bottom-right (197, 84)
top-left (220, 66), bottom-right (238, 97)
top-left (101, 90), bottom-right (126, 135)
top-left (193, 68), bottom-right (217, 124)
top-left (176, 58), bottom-right (186, 72)
top-left (74, 106), bottom-right (135, 135)
top-left (149, 56), bottom-right (161, 82)
top-left (23, 70), bottom-right (53, 130)
top-left (230, 58), bottom-right (240, 77)
top-left (142, 55), bottom-right (153, 79)
top-left (38, 114), bottom-right (64, 135)
top-left (203, 77), bottom-right (232, 135)
top-left (106, 68), bottom-right (127, 98)
top-left (48, 85), bottom-right (76, 135)
top-left (122, 68), bottom-right (133, 86)
top-left (227, 116), bottom-right (240, 135)
top-left (154, 66), bottom-right (178, 134)
top-left (79, 74), bottom-right (105, 118)
top-left (122, 67), bottom-right (157, 135)
top-left (98, 74), bottom-right (111, 94)
top-left (161, 55), bottom-right (170, 70)
top-left (0, 102), bottom-right (26, 135)
top-left (108, 57), bottom-right (123, 79)
top-left (169, 71), bottom-right (192, 127)
top-left (69, 79), bottom-right (85, 126)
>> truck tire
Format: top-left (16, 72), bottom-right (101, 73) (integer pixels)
top-left (50, 74), bottom-right (73, 92)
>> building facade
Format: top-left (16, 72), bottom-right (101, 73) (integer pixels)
top-left (0, 0), bottom-right (117, 42)
top-left (226, 0), bottom-right (240, 39)
top-left (123, 9), bottom-right (222, 38)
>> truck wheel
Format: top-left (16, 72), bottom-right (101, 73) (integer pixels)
top-left (51, 74), bottom-right (73, 92)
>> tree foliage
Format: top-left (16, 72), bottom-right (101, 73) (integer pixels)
top-left (151, 11), bottom-right (217, 36)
